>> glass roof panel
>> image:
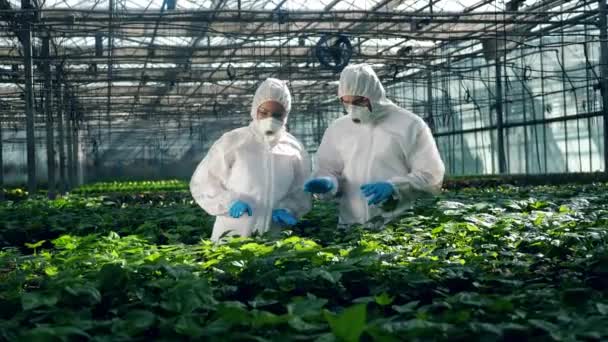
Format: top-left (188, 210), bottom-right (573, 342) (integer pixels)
top-left (333, 0), bottom-right (383, 11)
top-left (44, 0), bottom-right (108, 9)
top-left (283, 0), bottom-right (334, 10)
top-left (0, 37), bottom-right (19, 46)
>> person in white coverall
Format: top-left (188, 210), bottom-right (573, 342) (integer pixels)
top-left (304, 64), bottom-right (445, 229)
top-left (190, 78), bottom-right (312, 241)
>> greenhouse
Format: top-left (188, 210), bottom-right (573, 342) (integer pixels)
top-left (1, 0), bottom-right (608, 340)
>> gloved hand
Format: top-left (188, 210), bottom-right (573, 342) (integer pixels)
top-left (229, 200), bottom-right (253, 218)
top-left (361, 182), bottom-right (394, 205)
top-left (272, 209), bottom-right (298, 226)
top-left (303, 177), bottom-right (334, 194)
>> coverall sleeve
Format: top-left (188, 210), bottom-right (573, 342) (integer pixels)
top-left (189, 137), bottom-right (238, 216)
top-left (312, 127), bottom-right (343, 196)
top-left (279, 149), bottom-right (313, 218)
top-left (388, 122), bottom-right (445, 200)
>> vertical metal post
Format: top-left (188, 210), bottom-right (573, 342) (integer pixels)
top-left (107, 0), bottom-right (114, 144)
top-left (585, 24), bottom-right (594, 171)
top-left (72, 118), bottom-right (79, 187)
top-left (485, 70), bottom-right (496, 174)
top-left (0, 116), bottom-right (4, 200)
top-left (56, 71), bottom-right (66, 194)
top-left (495, 57), bottom-right (507, 174)
top-left (43, 37), bottom-right (56, 199)
top-left (598, 0), bottom-right (608, 172)
top-left (65, 94), bottom-right (74, 190)
top-left (520, 45), bottom-right (529, 174)
top-left (560, 19), bottom-right (569, 172)
top-left (539, 39), bottom-right (548, 172)
top-left (426, 67), bottom-right (434, 132)
top-left (22, 0), bottom-right (36, 195)
top-left (315, 108), bottom-right (322, 145)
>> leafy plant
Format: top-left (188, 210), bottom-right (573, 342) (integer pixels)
top-left (1, 181), bottom-right (608, 340)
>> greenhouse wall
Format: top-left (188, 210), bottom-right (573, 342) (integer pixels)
top-left (386, 13), bottom-right (604, 176)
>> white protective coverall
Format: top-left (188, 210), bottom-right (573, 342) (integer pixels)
top-left (314, 64), bottom-right (445, 227)
top-left (190, 78), bottom-right (312, 241)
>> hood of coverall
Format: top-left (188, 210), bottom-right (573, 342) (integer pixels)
top-left (250, 78), bottom-right (292, 124)
top-left (338, 64), bottom-right (396, 122)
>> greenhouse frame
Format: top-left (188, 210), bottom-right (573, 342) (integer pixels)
top-left (4, 1), bottom-right (608, 341)
top-left (0, 0), bottom-right (606, 196)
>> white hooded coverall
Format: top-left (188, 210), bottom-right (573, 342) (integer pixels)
top-left (314, 64), bottom-right (445, 227)
top-left (190, 78), bottom-right (312, 241)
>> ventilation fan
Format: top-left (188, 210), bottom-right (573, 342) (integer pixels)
top-left (315, 34), bottom-right (353, 73)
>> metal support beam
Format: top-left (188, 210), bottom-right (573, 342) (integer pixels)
top-left (65, 94), bottom-right (74, 190)
top-left (495, 57), bottom-right (507, 174)
top-left (21, 0), bottom-right (36, 195)
top-left (426, 67), bottom-right (434, 132)
top-left (315, 108), bottom-right (322, 144)
top-left (433, 111), bottom-right (603, 137)
top-left (0, 116), bottom-right (3, 200)
top-left (55, 75), bottom-right (66, 194)
top-left (33, 9), bottom-right (595, 25)
top-left (72, 119), bottom-right (79, 187)
top-left (107, 0), bottom-right (114, 144)
top-left (599, 0), bottom-right (608, 172)
top-left (43, 37), bottom-right (56, 199)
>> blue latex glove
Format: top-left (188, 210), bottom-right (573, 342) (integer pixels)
top-left (361, 182), bottom-right (394, 205)
top-left (303, 177), bottom-right (334, 194)
top-left (229, 200), bottom-right (253, 218)
top-left (272, 209), bottom-right (298, 226)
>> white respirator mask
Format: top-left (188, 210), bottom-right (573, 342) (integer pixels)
top-left (255, 117), bottom-right (285, 143)
top-left (345, 104), bottom-right (373, 125)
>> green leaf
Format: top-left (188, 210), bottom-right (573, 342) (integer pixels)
top-left (175, 315), bottom-right (206, 337)
top-left (529, 319), bottom-right (561, 340)
top-left (374, 292), bottom-right (394, 306)
top-left (161, 280), bottom-right (215, 313)
top-left (531, 201), bottom-right (549, 209)
top-left (22, 292), bottom-right (59, 310)
top-left (288, 317), bottom-right (325, 332)
top-left (44, 265), bottom-right (58, 276)
top-left (533, 214), bottom-right (545, 227)
top-left (380, 319), bottom-right (450, 334)
top-left (64, 285), bottom-right (101, 305)
top-left (107, 231), bottom-right (121, 240)
top-left (287, 294), bottom-right (328, 318)
top-left (217, 301), bottom-right (250, 324)
top-left (251, 310), bottom-right (287, 327)
top-left (596, 303), bottom-right (608, 315)
top-left (311, 269), bottom-right (341, 284)
top-left (52, 235), bottom-right (77, 250)
top-left (315, 333), bottom-right (337, 342)
top-left (352, 297), bottom-right (375, 304)
top-left (125, 310), bottom-right (156, 334)
top-left (112, 310), bottom-right (156, 336)
top-left (23, 326), bottom-right (91, 340)
top-left (64, 285), bottom-right (102, 305)
top-left (469, 322), bottom-right (503, 336)
top-left (465, 223), bottom-right (480, 232)
top-left (196, 319), bottom-right (233, 337)
top-left (241, 242), bottom-right (274, 255)
top-left (431, 226), bottom-right (443, 234)
top-left (324, 304), bottom-right (367, 342)
top-left (392, 301), bottom-right (419, 314)
top-left (488, 298), bottom-right (514, 313)
top-left (24, 240), bottom-right (46, 249)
